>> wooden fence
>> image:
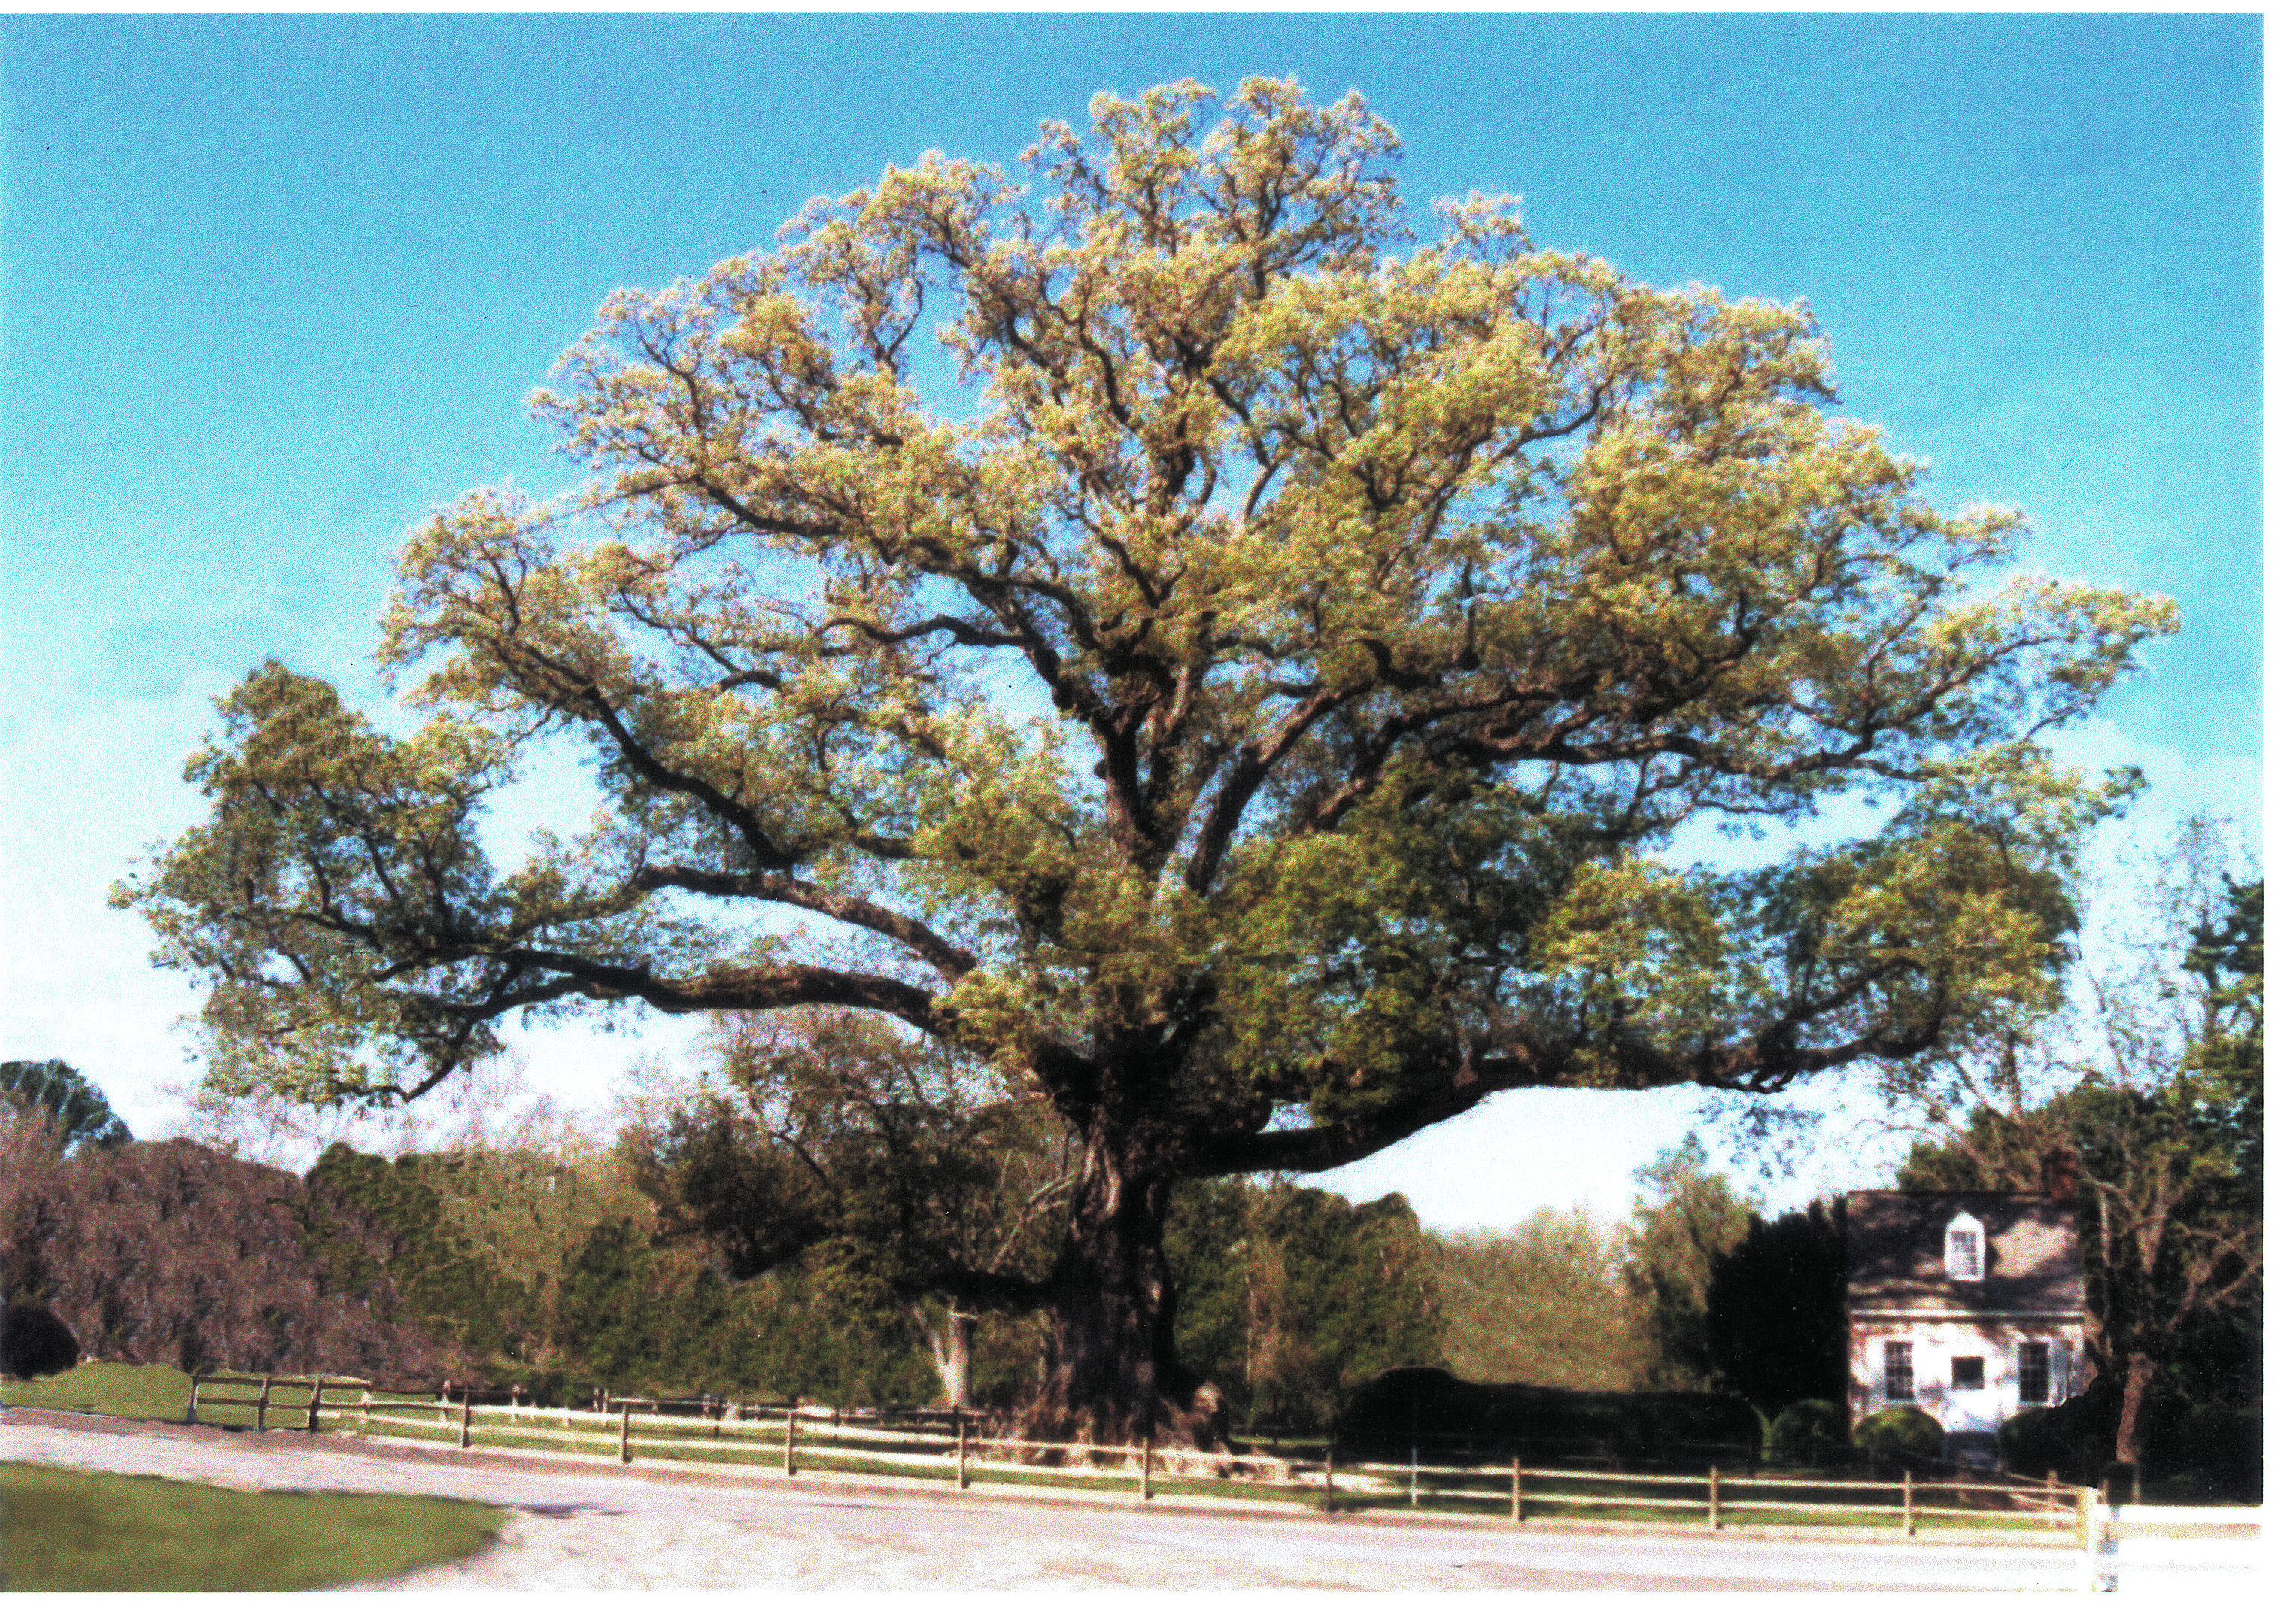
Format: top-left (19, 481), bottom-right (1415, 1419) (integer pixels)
top-left (189, 1374), bottom-right (2091, 1538)
top-left (1340, 1450), bottom-right (2080, 1534)
top-left (184, 1373), bottom-right (372, 1433)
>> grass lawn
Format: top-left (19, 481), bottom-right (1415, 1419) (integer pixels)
top-left (2, 1362), bottom-right (198, 1423)
top-left (2, 1361), bottom-right (424, 1429)
top-left (0, 1462), bottom-right (506, 1591)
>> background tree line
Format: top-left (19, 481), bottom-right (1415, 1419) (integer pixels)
top-left (7, 1047), bottom-right (1809, 1419)
top-left (4, 1042), bottom-right (1809, 1413)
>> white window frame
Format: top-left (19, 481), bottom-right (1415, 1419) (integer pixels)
top-left (1881, 1339), bottom-right (1915, 1402)
top-left (2018, 1340), bottom-right (2052, 1405)
top-left (1945, 1210), bottom-right (1985, 1281)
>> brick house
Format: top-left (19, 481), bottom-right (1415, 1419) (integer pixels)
top-left (1844, 1168), bottom-right (2090, 1467)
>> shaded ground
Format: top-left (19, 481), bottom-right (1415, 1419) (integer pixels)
top-left (2, 1407), bottom-right (2099, 1590)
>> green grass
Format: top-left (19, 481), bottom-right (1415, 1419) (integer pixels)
top-left (2, 1362), bottom-right (197, 1423)
top-left (0, 1462), bottom-right (506, 1591)
top-left (2, 1362), bottom-right (424, 1430)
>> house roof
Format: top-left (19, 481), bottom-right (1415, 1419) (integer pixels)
top-left (1844, 1191), bottom-right (2085, 1316)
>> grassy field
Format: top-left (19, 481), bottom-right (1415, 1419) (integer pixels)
top-left (2, 1362), bottom-right (200, 1422)
top-left (0, 1462), bottom-right (506, 1590)
top-left (2, 1361), bottom-right (426, 1428)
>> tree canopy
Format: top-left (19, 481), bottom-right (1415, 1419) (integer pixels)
top-left (118, 77), bottom-right (2173, 1441)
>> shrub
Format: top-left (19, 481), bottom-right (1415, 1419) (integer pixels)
top-left (1766, 1397), bottom-right (1848, 1462)
top-left (1996, 1384), bottom-right (2118, 1486)
top-left (1851, 1405), bottom-right (1943, 1472)
top-left (2, 1301), bottom-right (80, 1378)
top-left (1334, 1367), bottom-right (1760, 1461)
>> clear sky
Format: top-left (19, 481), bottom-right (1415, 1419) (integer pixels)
top-left (0, 12), bottom-right (2262, 1228)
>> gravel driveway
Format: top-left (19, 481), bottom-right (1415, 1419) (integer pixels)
top-left (5, 1408), bottom-right (2094, 1590)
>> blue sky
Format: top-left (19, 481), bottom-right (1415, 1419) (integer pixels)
top-left (0, 12), bottom-right (2262, 1228)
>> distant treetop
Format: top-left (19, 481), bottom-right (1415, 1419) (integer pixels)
top-left (0, 1059), bottom-right (132, 1152)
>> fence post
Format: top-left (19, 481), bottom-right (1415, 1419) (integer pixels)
top-left (785, 1407), bottom-right (796, 1477)
top-left (1323, 1444), bottom-right (1335, 1515)
top-left (1902, 1468), bottom-right (1915, 1538)
top-left (1708, 1466), bottom-right (1720, 1531)
top-left (460, 1391), bottom-right (472, 1450)
top-left (257, 1374), bottom-right (271, 1433)
top-left (187, 1374), bottom-right (201, 1426)
top-left (1409, 1444), bottom-right (1419, 1507)
top-left (956, 1414), bottom-right (969, 1490)
top-left (2076, 1483), bottom-right (2096, 1592)
top-left (360, 1388), bottom-right (372, 1428)
top-left (307, 1374), bottom-right (322, 1433)
top-left (1140, 1437), bottom-right (1153, 1502)
top-left (620, 1403), bottom-right (631, 1465)
top-left (1511, 1455), bottom-right (1523, 1523)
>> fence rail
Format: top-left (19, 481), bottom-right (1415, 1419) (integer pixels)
top-left (184, 1373), bottom-right (373, 1433)
top-left (184, 1373), bottom-right (2093, 1540)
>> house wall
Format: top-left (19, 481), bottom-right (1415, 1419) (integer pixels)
top-left (1846, 1315), bottom-right (2088, 1441)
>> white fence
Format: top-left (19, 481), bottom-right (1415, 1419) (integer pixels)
top-left (2079, 1503), bottom-right (2261, 1592)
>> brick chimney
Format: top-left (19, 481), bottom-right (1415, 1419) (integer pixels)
top-left (2042, 1146), bottom-right (2079, 1204)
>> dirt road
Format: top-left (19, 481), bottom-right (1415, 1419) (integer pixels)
top-left (4, 1408), bottom-right (2091, 1590)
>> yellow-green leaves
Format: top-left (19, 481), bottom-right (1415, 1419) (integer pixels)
top-left (133, 78), bottom-right (2171, 1172)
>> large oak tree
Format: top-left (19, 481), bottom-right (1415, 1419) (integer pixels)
top-left (121, 80), bottom-right (2173, 1445)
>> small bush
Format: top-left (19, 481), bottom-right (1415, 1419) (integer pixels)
top-left (1, 1303), bottom-right (80, 1379)
top-left (1334, 1367), bottom-right (1760, 1460)
top-left (1996, 1384), bottom-right (2118, 1486)
top-left (1851, 1405), bottom-right (1942, 1472)
top-left (1766, 1398), bottom-right (1848, 1462)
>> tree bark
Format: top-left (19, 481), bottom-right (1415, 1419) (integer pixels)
top-left (923, 1305), bottom-right (977, 1412)
top-left (1006, 1129), bottom-right (1227, 1451)
top-left (2114, 1351), bottom-right (2158, 1469)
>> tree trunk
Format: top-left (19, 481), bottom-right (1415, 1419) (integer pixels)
top-left (1007, 1131), bottom-right (1226, 1452)
top-left (922, 1305), bottom-right (977, 1412)
top-left (2114, 1351), bottom-right (2158, 1468)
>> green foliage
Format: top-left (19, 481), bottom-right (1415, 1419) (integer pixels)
top-left (1766, 1398), bottom-right (1848, 1462)
top-left (1705, 1198), bottom-right (1847, 1416)
top-left (1851, 1405), bottom-right (1943, 1472)
top-left (1335, 1366), bottom-right (1760, 1460)
top-left (617, 1012), bottom-right (1069, 1405)
top-left (1168, 1179), bottom-right (1444, 1430)
top-left (1997, 1400), bottom-right (2116, 1487)
top-left (1626, 1135), bottom-right (1755, 1391)
top-left (545, 1216), bottom-right (946, 1404)
top-left (1432, 1208), bottom-right (1651, 1390)
top-left (0, 1462), bottom-right (504, 1591)
top-left (301, 1144), bottom-right (539, 1365)
top-left (0, 1061), bottom-right (130, 1152)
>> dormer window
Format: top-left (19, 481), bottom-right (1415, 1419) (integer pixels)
top-left (1945, 1211), bottom-right (1985, 1281)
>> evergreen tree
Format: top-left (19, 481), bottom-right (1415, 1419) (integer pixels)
top-left (0, 1061), bottom-right (130, 1153)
